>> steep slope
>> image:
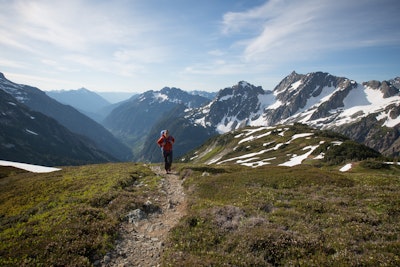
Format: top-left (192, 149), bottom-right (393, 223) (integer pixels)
top-left (140, 104), bottom-right (217, 162)
top-left (46, 88), bottom-right (111, 121)
top-left (182, 123), bottom-right (381, 168)
top-left (187, 81), bottom-right (275, 133)
top-left (0, 73), bottom-right (132, 161)
top-left (103, 87), bottom-right (211, 160)
top-left (186, 72), bottom-right (400, 156)
top-left (0, 89), bottom-right (116, 165)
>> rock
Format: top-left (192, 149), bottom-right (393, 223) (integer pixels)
top-left (103, 255), bottom-right (111, 263)
top-left (126, 209), bottom-right (146, 225)
top-left (101, 167), bottom-right (186, 267)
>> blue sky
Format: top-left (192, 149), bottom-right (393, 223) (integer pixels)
top-left (0, 0), bottom-right (399, 92)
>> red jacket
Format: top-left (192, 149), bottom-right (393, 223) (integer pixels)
top-left (157, 135), bottom-right (175, 152)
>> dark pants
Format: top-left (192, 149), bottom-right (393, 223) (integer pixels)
top-left (163, 150), bottom-right (173, 171)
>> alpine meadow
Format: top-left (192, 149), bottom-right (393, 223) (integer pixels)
top-left (2, 0), bottom-right (400, 265)
top-left (1, 123), bottom-right (400, 266)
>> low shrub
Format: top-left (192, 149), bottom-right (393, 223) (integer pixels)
top-left (0, 163), bottom-right (160, 266)
top-left (162, 164), bottom-right (400, 266)
top-left (359, 160), bottom-right (390, 169)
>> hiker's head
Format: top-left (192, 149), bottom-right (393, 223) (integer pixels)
top-left (164, 130), bottom-right (169, 136)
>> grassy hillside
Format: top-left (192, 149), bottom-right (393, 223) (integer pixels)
top-left (1, 130), bottom-right (399, 266)
top-left (0, 163), bottom-right (161, 266)
top-left (181, 123), bottom-right (382, 167)
top-left (164, 163), bottom-right (400, 266)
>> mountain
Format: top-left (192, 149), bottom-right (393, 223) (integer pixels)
top-left (181, 123), bottom-right (382, 167)
top-left (140, 104), bottom-right (217, 162)
top-left (185, 72), bottom-right (400, 157)
top-left (46, 88), bottom-right (111, 121)
top-left (188, 90), bottom-right (217, 100)
top-left (103, 87), bottom-right (211, 160)
top-left (186, 81), bottom-right (273, 133)
top-left (96, 91), bottom-right (137, 104)
top-left (46, 88), bottom-right (111, 113)
top-left (2, 70), bottom-right (399, 163)
top-left (0, 73), bottom-right (132, 161)
top-left (46, 89), bottom-right (137, 122)
top-left (0, 89), bottom-right (116, 165)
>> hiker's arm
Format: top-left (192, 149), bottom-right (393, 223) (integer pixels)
top-left (157, 137), bottom-right (164, 147)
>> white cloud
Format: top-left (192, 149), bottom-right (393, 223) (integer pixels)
top-left (1, 0), bottom-right (399, 92)
top-left (222, 0), bottom-right (400, 63)
top-left (0, 59), bottom-right (29, 69)
top-left (2, 0), bottom-right (160, 53)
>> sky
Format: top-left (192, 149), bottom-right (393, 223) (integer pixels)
top-left (0, 0), bottom-right (399, 93)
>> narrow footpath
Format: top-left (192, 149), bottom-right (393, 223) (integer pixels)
top-left (101, 166), bottom-right (187, 267)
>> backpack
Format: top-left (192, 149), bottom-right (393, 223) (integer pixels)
top-left (160, 130), bottom-right (167, 151)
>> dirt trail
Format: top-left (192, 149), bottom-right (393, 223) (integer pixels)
top-left (100, 166), bottom-right (187, 267)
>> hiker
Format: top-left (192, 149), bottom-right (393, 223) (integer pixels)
top-left (157, 130), bottom-right (175, 174)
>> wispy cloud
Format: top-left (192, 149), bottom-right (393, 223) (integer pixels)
top-left (0, 0), bottom-right (399, 92)
top-left (5, 1), bottom-right (149, 52)
top-left (222, 0), bottom-right (400, 63)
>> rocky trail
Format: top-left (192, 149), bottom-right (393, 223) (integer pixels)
top-left (100, 166), bottom-right (187, 267)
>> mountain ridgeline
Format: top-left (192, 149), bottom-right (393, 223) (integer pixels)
top-left (198, 73), bottom-right (399, 156)
top-left (181, 123), bottom-right (382, 168)
top-left (46, 88), bottom-right (112, 122)
top-left (1, 71), bottom-right (399, 166)
top-left (102, 87), bottom-right (214, 161)
top-left (0, 87), bottom-right (115, 165)
top-left (103, 71), bottom-right (399, 161)
top-left (0, 73), bottom-right (132, 165)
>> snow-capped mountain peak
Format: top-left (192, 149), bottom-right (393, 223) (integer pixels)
top-left (185, 71), bottom-right (400, 156)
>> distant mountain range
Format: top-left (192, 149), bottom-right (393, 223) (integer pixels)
top-left (46, 89), bottom-right (138, 122)
top-left (0, 86), bottom-right (116, 165)
top-left (46, 88), bottom-right (111, 122)
top-left (0, 72), bottom-right (132, 165)
top-left (103, 87), bottom-right (213, 161)
top-left (103, 71), bottom-right (400, 161)
top-left (1, 70), bottom-right (399, 166)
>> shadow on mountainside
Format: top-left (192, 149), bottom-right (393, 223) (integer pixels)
top-left (100, 165), bottom-right (187, 267)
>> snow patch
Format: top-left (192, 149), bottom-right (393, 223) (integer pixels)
top-left (290, 133), bottom-right (314, 141)
top-left (377, 110), bottom-right (400, 127)
top-left (340, 163), bottom-right (352, 172)
top-left (238, 127), bottom-right (273, 144)
top-left (279, 145), bottom-right (319, 167)
top-left (290, 80), bottom-right (303, 91)
top-left (333, 84), bottom-right (400, 127)
top-left (216, 116), bottom-right (237, 133)
top-left (267, 100), bottom-right (283, 109)
top-left (219, 94), bottom-right (233, 101)
top-left (153, 92), bottom-right (168, 102)
top-left (0, 160), bottom-right (61, 173)
top-left (26, 129), bottom-right (38, 135)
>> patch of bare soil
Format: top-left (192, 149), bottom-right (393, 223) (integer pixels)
top-left (100, 166), bottom-right (186, 267)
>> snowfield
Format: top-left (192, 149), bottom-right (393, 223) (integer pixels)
top-left (0, 160), bottom-right (61, 173)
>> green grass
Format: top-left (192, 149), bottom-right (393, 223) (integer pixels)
top-left (0, 163), bottom-right (161, 266)
top-left (182, 124), bottom-right (386, 168)
top-left (163, 163), bottom-right (400, 266)
top-left (1, 161), bottom-right (400, 266)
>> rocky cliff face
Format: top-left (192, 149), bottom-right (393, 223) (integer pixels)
top-left (185, 71), bottom-right (400, 156)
